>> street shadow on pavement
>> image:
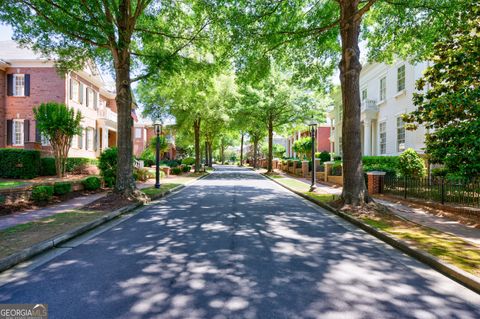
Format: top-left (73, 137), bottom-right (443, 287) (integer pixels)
top-left (1, 168), bottom-right (479, 318)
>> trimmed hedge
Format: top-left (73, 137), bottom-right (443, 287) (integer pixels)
top-left (362, 156), bottom-right (399, 177)
top-left (83, 176), bottom-right (101, 190)
top-left (0, 149), bottom-right (41, 179)
top-left (54, 181), bottom-right (72, 195)
top-left (31, 185), bottom-right (54, 202)
top-left (40, 158), bottom-right (57, 176)
top-left (315, 151), bottom-right (331, 163)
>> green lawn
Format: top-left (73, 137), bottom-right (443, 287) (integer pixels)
top-left (141, 183), bottom-right (181, 198)
top-left (0, 181), bottom-right (26, 189)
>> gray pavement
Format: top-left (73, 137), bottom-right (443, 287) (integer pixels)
top-left (0, 166), bottom-right (479, 318)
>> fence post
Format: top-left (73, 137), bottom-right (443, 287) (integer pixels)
top-left (404, 176), bottom-right (407, 199)
top-left (441, 177), bottom-right (445, 205)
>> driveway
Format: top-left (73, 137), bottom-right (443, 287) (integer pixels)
top-left (0, 166), bottom-right (479, 318)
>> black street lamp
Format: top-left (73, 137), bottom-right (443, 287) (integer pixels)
top-left (308, 120), bottom-right (318, 192)
top-left (154, 122), bottom-right (162, 189)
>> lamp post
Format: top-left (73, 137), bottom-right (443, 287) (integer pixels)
top-left (154, 122), bottom-right (162, 189)
top-left (308, 120), bottom-right (318, 192)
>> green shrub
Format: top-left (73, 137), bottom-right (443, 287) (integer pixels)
top-left (171, 167), bottom-right (182, 175)
top-left (295, 160), bottom-right (302, 168)
top-left (31, 185), bottom-right (54, 202)
top-left (431, 167), bottom-right (449, 177)
top-left (40, 157), bottom-right (57, 176)
top-left (83, 176), bottom-right (101, 190)
top-left (182, 165), bottom-right (191, 172)
top-left (53, 182), bottom-right (72, 195)
top-left (362, 156), bottom-right (400, 178)
top-left (331, 162), bottom-right (343, 176)
top-left (133, 168), bottom-right (155, 181)
top-left (333, 155), bottom-right (342, 161)
top-left (0, 195), bottom-right (5, 204)
top-left (398, 148), bottom-right (426, 177)
top-left (98, 148), bottom-right (117, 188)
top-left (161, 160), bottom-right (181, 168)
top-left (66, 158), bottom-right (97, 173)
top-left (0, 149), bottom-right (41, 179)
top-left (182, 157), bottom-right (195, 165)
top-left (315, 151), bottom-right (331, 163)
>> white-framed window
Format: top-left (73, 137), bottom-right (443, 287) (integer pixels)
top-left (397, 65), bottom-right (405, 92)
top-left (86, 127), bottom-right (94, 151)
top-left (13, 119), bottom-right (24, 146)
top-left (41, 134), bottom-right (50, 146)
top-left (379, 121), bottom-right (387, 154)
top-left (135, 128), bottom-right (142, 139)
top-left (397, 117), bottom-right (405, 152)
top-left (87, 88), bottom-right (94, 108)
top-left (71, 79), bottom-right (80, 102)
top-left (13, 74), bottom-right (25, 96)
top-left (380, 76), bottom-right (386, 101)
top-left (361, 88), bottom-right (367, 101)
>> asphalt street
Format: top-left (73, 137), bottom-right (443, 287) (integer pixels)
top-left (1, 166), bottom-right (479, 318)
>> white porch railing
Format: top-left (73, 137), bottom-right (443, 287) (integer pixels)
top-left (361, 99), bottom-right (378, 113)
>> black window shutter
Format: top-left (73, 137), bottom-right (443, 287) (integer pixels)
top-left (6, 120), bottom-right (13, 145)
top-left (24, 120), bottom-right (30, 142)
top-left (24, 74), bottom-right (30, 96)
top-left (7, 74), bottom-right (13, 96)
top-left (79, 83), bottom-right (84, 104)
top-left (35, 121), bottom-right (41, 142)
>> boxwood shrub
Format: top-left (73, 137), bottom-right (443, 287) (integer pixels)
top-left (83, 176), bottom-right (101, 191)
top-left (171, 167), bottom-right (182, 175)
top-left (40, 157), bottom-right (57, 176)
top-left (31, 185), bottom-right (54, 202)
top-left (182, 165), bottom-right (191, 172)
top-left (0, 149), bottom-right (41, 179)
top-left (54, 181), bottom-right (72, 195)
top-left (362, 156), bottom-right (400, 177)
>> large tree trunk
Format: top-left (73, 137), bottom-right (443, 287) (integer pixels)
top-left (267, 118), bottom-right (273, 173)
top-left (113, 51), bottom-right (135, 196)
top-left (208, 142), bottom-right (213, 167)
top-left (194, 119), bottom-right (201, 172)
top-left (339, 1), bottom-right (369, 206)
top-left (253, 138), bottom-right (258, 169)
top-left (239, 132), bottom-right (244, 166)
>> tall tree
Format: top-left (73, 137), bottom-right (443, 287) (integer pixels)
top-left (403, 5), bottom-right (480, 177)
top-left (211, 0), bottom-right (469, 206)
top-left (34, 102), bottom-right (82, 177)
top-left (0, 0), bottom-right (208, 197)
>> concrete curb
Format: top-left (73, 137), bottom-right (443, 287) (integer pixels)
top-left (0, 172), bottom-right (211, 273)
top-left (262, 173), bottom-right (480, 295)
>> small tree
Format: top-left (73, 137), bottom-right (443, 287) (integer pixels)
top-left (34, 102), bottom-right (82, 177)
top-left (398, 148), bottom-right (426, 178)
top-left (293, 137), bottom-right (313, 160)
top-left (148, 136), bottom-right (169, 160)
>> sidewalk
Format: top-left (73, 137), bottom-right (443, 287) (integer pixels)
top-left (273, 169), bottom-right (480, 247)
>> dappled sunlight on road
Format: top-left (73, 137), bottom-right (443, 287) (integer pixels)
top-left (0, 166), bottom-right (479, 318)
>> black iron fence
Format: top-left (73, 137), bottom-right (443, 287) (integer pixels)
top-left (383, 176), bottom-right (480, 208)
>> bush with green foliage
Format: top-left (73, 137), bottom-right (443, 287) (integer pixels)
top-left (0, 195), bottom-right (5, 204)
top-left (53, 181), bottom-right (72, 195)
top-left (362, 156), bottom-right (400, 178)
top-left (315, 151), bottom-right (331, 163)
top-left (431, 167), bottom-right (449, 177)
top-left (66, 158), bottom-right (97, 173)
top-left (133, 168), bottom-right (155, 181)
top-left (31, 185), bottom-right (54, 202)
top-left (293, 137), bottom-right (313, 159)
top-left (182, 165), bottom-right (191, 172)
top-left (331, 162), bottom-right (343, 176)
top-left (40, 157), bottom-right (57, 176)
top-left (398, 148), bottom-right (426, 177)
top-left (171, 167), bottom-right (182, 175)
top-left (161, 159), bottom-right (181, 167)
top-left (98, 148), bottom-right (117, 187)
top-left (295, 160), bottom-right (302, 168)
top-left (0, 149), bottom-right (41, 179)
top-left (333, 155), bottom-right (342, 161)
top-left (83, 176), bottom-right (101, 190)
top-left (182, 157), bottom-right (195, 165)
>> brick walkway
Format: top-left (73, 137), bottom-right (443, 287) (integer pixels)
top-left (274, 170), bottom-right (480, 246)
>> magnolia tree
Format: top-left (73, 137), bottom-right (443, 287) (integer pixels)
top-left (34, 102), bottom-right (82, 177)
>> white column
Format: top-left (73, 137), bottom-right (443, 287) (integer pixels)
top-left (364, 120), bottom-right (371, 156)
top-left (102, 128), bottom-right (109, 150)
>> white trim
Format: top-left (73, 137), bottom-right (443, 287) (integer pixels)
top-left (12, 119), bottom-right (24, 146)
top-left (12, 74), bottom-right (25, 97)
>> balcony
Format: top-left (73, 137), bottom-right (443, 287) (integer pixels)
top-left (97, 107), bottom-right (117, 123)
top-left (361, 99), bottom-right (378, 120)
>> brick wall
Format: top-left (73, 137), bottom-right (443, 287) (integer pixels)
top-left (4, 67), bottom-right (66, 144)
top-left (316, 126), bottom-right (331, 152)
top-left (0, 69), bottom-right (5, 147)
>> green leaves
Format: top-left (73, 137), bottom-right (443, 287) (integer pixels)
top-left (33, 102), bottom-right (82, 141)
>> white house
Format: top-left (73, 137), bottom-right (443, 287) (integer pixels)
top-left (328, 60), bottom-right (429, 157)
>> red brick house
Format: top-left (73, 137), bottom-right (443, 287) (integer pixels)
top-left (0, 41), bottom-right (120, 159)
top-left (133, 122), bottom-right (177, 160)
top-left (286, 124), bottom-right (331, 157)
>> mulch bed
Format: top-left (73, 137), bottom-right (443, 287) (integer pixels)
top-left (82, 193), bottom-right (138, 212)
